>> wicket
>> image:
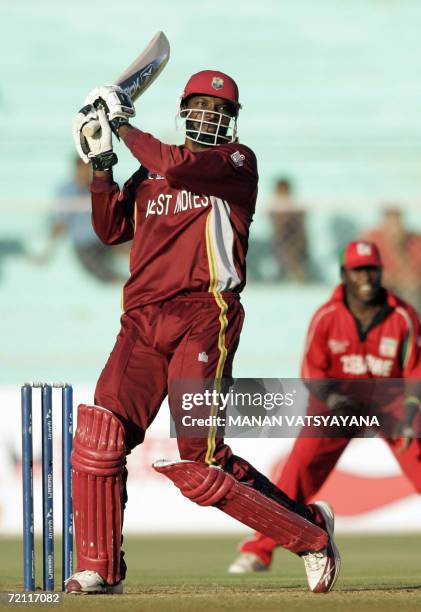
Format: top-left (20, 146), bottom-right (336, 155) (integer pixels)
top-left (21, 382), bottom-right (73, 592)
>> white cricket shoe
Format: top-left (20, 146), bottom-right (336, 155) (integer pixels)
top-left (65, 570), bottom-right (124, 594)
top-left (302, 501), bottom-right (341, 593)
top-left (228, 552), bottom-right (270, 574)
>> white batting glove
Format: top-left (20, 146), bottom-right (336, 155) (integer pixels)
top-left (73, 106), bottom-right (117, 170)
top-left (73, 104), bottom-right (98, 163)
top-left (85, 84), bottom-right (135, 135)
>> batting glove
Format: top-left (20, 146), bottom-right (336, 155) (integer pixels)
top-left (85, 85), bottom-right (135, 136)
top-left (73, 106), bottom-right (118, 171)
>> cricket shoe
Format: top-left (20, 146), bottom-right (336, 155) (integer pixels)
top-left (65, 570), bottom-right (124, 594)
top-left (228, 552), bottom-right (270, 574)
top-left (301, 501), bottom-right (341, 593)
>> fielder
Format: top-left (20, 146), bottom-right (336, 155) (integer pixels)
top-left (229, 240), bottom-right (421, 573)
top-left (68, 71), bottom-right (341, 594)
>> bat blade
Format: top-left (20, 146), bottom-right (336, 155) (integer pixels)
top-left (82, 31), bottom-right (170, 138)
top-left (118, 31), bottom-right (170, 101)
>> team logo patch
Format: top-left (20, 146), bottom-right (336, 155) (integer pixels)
top-left (356, 242), bottom-right (372, 256)
top-left (379, 337), bottom-right (398, 358)
top-left (211, 76), bottom-right (224, 90)
top-left (198, 352), bottom-right (209, 363)
top-left (230, 150), bottom-right (245, 167)
top-left (328, 339), bottom-right (350, 354)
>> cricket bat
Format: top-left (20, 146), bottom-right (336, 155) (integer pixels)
top-left (82, 31), bottom-right (170, 137)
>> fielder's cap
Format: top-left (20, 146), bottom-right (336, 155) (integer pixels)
top-left (341, 241), bottom-right (383, 269)
top-left (181, 70), bottom-right (241, 110)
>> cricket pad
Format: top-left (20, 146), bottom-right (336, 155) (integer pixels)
top-left (72, 404), bottom-right (126, 585)
top-left (153, 459), bottom-right (328, 554)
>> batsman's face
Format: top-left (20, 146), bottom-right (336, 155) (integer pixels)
top-left (181, 95), bottom-right (237, 146)
top-left (342, 266), bottom-right (383, 304)
top-left (185, 95), bottom-right (234, 131)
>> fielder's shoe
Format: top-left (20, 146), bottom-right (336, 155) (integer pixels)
top-left (65, 570), bottom-right (123, 594)
top-left (228, 552), bottom-right (270, 574)
top-left (301, 501), bottom-right (341, 594)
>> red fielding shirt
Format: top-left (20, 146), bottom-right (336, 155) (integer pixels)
top-left (301, 284), bottom-right (421, 380)
top-left (90, 128), bottom-right (258, 311)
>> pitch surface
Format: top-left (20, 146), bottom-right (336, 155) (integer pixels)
top-left (0, 535), bottom-right (420, 611)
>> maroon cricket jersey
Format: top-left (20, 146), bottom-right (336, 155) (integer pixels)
top-left (90, 129), bottom-right (258, 310)
top-left (301, 285), bottom-right (421, 379)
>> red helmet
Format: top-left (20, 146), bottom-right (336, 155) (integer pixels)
top-left (181, 70), bottom-right (241, 111)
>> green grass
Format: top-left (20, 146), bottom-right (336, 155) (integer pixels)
top-left (1, 535), bottom-right (420, 611)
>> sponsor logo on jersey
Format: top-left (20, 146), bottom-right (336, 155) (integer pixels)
top-left (230, 151), bottom-right (245, 167)
top-left (198, 352), bottom-right (209, 363)
top-left (174, 191), bottom-right (210, 214)
top-left (145, 191), bottom-right (210, 217)
top-left (147, 172), bottom-right (165, 180)
top-left (328, 339), bottom-right (350, 354)
top-left (340, 354), bottom-right (393, 377)
top-left (379, 337), bottom-right (398, 358)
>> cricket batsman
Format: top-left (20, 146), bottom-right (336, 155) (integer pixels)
top-left (68, 70), bottom-right (341, 594)
top-left (229, 240), bottom-right (421, 573)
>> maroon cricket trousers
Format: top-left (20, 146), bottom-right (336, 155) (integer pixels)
top-left (96, 292), bottom-right (259, 476)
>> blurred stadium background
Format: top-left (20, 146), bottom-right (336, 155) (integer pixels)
top-left (1, 0), bottom-right (421, 540)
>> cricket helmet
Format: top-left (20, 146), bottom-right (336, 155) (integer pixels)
top-left (181, 70), bottom-right (241, 111)
top-left (178, 70), bottom-right (240, 147)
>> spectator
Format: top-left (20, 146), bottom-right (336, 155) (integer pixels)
top-left (38, 157), bottom-right (129, 283)
top-left (363, 207), bottom-right (421, 312)
top-left (267, 178), bottom-right (312, 282)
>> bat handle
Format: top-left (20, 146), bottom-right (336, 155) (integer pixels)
top-left (82, 119), bottom-right (101, 138)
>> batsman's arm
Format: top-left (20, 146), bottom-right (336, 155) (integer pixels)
top-left (90, 167), bottom-right (147, 244)
top-left (118, 127), bottom-right (257, 205)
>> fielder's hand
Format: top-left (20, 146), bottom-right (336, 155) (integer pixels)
top-left (392, 396), bottom-right (419, 454)
top-left (326, 393), bottom-right (360, 415)
top-left (392, 423), bottom-right (415, 454)
top-left (73, 106), bottom-right (118, 171)
top-left (85, 85), bottom-right (135, 136)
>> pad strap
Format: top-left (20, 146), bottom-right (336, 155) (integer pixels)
top-left (72, 404), bottom-right (126, 584)
top-left (153, 460), bottom-right (328, 554)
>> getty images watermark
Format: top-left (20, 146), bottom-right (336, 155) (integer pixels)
top-left (169, 378), bottom-right (417, 438)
